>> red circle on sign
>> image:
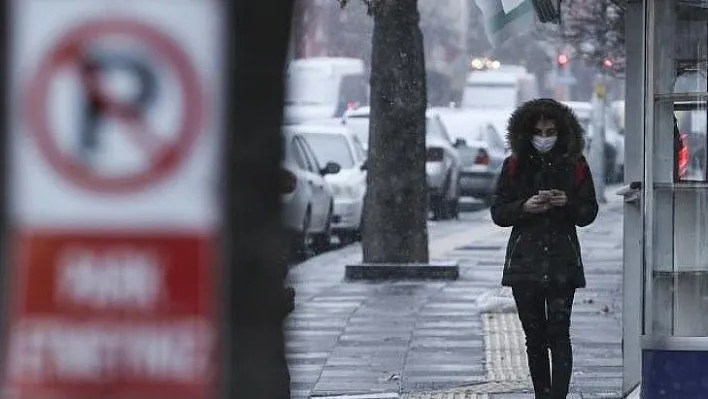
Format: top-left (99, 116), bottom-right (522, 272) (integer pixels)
top-left (25, 19), bottom-right (204, 194)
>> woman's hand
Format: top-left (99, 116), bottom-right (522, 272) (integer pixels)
top-left (548, 189), bottom-right (568, 207)
top-left (523, 195), bottom-right (551, 213)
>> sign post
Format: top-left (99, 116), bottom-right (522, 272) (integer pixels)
top-left (3, 1), bottom-right (225, 398)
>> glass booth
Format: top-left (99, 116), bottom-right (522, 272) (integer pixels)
top-left (639, 0), bottom-right (708, 397)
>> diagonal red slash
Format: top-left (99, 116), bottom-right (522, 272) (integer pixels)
top-left (78, 55), bottom-right (165, 158)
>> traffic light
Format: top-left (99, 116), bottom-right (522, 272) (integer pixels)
top-left (557, 53), bottom-right (569, 68)
top-left (602, 57), bottom-right (614, 69)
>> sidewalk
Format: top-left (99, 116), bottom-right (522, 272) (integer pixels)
top-left (286, 193), bottom-right (624, 399)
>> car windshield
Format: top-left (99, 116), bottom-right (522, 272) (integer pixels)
top-left (301, 133), bottom-right (355, 169)
top-left (285, 70), bottom-right (339, 105)
top-left (462, 83), bottom-right (517, 108)
top-left (436, 113), bottom-right (484, 143)
top-left (426, 117), bottom-right (451, 142)
top-left (344, 115), bottom-right (370, 149)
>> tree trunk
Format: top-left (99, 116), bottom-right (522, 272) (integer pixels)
top-left (363, 0), bottom-right (429, 264)
top-left (224, 1), bottom-right (294, 398)
top-left (291, 0), bottom-right (308, 58)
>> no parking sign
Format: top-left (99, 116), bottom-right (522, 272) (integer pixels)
top-left (25, 18), bottom-right (205, 193)
top-left (4, 1), bottom-right (225, 398)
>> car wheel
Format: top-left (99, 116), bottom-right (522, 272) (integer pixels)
top-left (290, 209), bottom-right (311, 261)
top-left (430, 194), bottom-right (446, 220)
top-left (338, 231), bottom-right (356, 245)
top-left (311, 204), bottom-right (333, 253)
top-left (355, 210), bottom-right (364, 241)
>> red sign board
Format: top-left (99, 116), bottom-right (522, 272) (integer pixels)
top-left (3, 231), bottom-right (216, 399)
top-left (6, 2), bottom-right (224, 398)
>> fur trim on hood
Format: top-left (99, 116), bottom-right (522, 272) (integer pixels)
top-left (506, 98), bottom-right (585, 160)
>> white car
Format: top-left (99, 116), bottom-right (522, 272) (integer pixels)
top-left (430, 107), bottom-right (509, 204)
top-left (343, 106), bottom-right (462, 220)
top-left (282, 126), bottom-right (341, 259)
top-left (299, 123), bottom-right (367, 244)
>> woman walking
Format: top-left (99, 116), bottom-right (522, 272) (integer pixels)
top-left (490, 98), bottom-right (599, 398)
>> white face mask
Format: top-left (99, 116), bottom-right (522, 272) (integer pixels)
top-left (532, 135), bottom-right (557, 153)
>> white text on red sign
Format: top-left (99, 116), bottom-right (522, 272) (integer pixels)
top-left (7, 320), bottom-right (212, 383)
top-left (56, 247), bottom-right (164, 310)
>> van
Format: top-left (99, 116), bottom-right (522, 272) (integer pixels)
top-left (460, 65), bottom-right (539, 110)
top-left (284, 57), bottom-right (369, 123)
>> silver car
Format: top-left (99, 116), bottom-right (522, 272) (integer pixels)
top-left (299, 123), bottom-right (367, 244)
top-left (430, 107), bottom-right (508, 204)
top-left (342, 106), bottom-right (462, 220)
top-left (282, 126), bottom-right (341, 259)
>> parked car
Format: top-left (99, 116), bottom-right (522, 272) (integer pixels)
top-left (282, 126), bottom-right (342, 259)
top-left (340, 110), bottom-right (371, 152)
top-left (430, 107), bottom-right (508, 204)
top-left (299, 123), bottom-right (367, 244)
top-left (342, 106), bottom-right (462, 220)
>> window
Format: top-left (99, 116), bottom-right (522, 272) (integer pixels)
top-left (344, 115), bottom-right (370, 149)
top-left (290, 137), bottom-right (307, 170)
top-left (462, 83), bottom-right (518, 109)
top-left (345, 113), bottom-right (452, 147)
top-left (295, 137), bottom-right (318, 173)
top-left (486, 125), bottom-right (506, 150)
top-left (474, 126), bottom-right (486, 142)
top-left (335, 74), bottom-right (369, 117)
top-left (351, 135), bottom-right (367, 161)
top-left (427, 116), bottom-right (452, 143)
top-left (673, 98), bottom-right (707, 182)
top-left (645, 0), bottom-right (708, 338)
top-left (285, 69), bottom-right (339, 106)
top-left (302, 133), bottom-right (355, 169)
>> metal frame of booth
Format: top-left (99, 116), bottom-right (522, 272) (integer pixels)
top-left (623, 1), bottom-right (708, 397)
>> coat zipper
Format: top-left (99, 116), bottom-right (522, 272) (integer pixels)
top-left (505, 234), bottom-right (523, 269)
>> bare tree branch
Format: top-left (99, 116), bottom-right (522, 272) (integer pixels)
top-left (561, 0), bottom-right (625, 74)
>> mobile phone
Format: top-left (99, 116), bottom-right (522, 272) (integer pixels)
top-left (538, 190), bottom-right (553, 199)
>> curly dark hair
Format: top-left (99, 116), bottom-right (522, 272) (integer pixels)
top-left (506, 98), bottom-right (586, 160)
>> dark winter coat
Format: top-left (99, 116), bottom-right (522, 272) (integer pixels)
top-left (490, 99), bottom-right (599, 288)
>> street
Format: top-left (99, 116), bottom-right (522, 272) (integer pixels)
top-left (286, 191), bottom-right (623, 399)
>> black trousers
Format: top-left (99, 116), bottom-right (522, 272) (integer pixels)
top-left (512, 283), bottom-right (576, 399)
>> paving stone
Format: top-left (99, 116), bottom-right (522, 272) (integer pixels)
top-left (287, 198), bottom-right (624, 397)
